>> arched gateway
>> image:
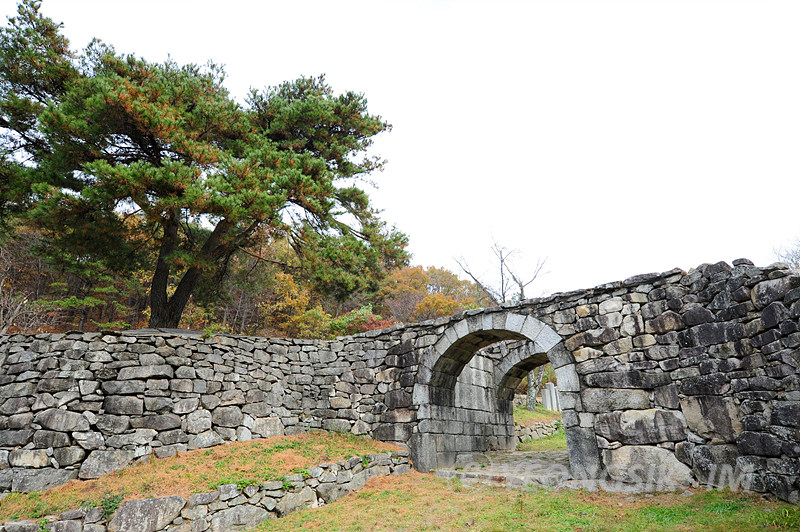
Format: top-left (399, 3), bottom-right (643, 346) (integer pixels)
top-left (409, 311), bottom-right (599, 475)
top-left (1, 261), bottom-right (798, 503)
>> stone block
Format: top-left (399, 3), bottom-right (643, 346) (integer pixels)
top-left (554, 364), bottom-right (580, 392)
top-left (691, 444), bottom-right (739, 486)
top-left (103, 396), bottom-right (144, 416)
top-left (584, 370), bottom-right (670, 389)
top-left (580, 388), bottom-right (650, 412)
top-left (117, 364), bottom-right (174, 380)
top-left (565, 426), bottom-right (603, 480)
top-left (107, 496), bottom-right (186, 532)
top-left (603, 446), bottom-right (694, 487)
top-left (679, 396), bottom-right (742, 443)
top-left (594, 409), bottom-right (687, 444)
top-left (79, 450), bottom-right (136, 479)
top-left (34, 408), bottom-right (90, 432)
top-left (212, 406), bottom-right (243, 427)
top-left (11, 468), bottom-right (77, 492)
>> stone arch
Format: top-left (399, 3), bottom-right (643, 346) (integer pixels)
top-left (411, 310), bottom-right (571, 471)
top-left (414, 311), bottom-right (562, 408)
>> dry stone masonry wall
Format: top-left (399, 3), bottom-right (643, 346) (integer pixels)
top-left (1, 259), bottom-right (799, 504)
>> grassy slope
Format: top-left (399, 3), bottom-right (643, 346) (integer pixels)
top-left (0, 431), bottom-right (399, 522)
top-left (516, 429), bottom-right (567, 452)
top-left (513, 405), bottom-right (563, 426)
top-left (255, 472), bottom-right (800, 532)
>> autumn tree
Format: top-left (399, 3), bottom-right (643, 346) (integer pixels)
top-left (379, 265), bottom-right (480, 323)
top-left (0, 1), bottom-right (407, 329)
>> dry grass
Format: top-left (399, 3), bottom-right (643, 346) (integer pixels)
top-left (0, 431), bottom-right (400, 522)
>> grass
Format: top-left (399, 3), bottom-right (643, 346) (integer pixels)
top-left (513, 405), bottom-right (562, 426)
top-left (254, 472), bottom-right (800, 532)
top-left (0, 431), bottom-right (399, 522)
top-left (517, 429), bottom-right (567, 452)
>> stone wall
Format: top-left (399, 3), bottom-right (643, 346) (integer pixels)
top-left (515, 420), bottom-right (562, 444)
top-left (1, 259), bottom-right (799, 504)
top-left (0, 450), bottom-right (410, 532)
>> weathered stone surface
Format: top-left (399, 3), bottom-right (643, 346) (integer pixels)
top-left (34, 408), bottom-right (89, 432)
top-left (107, 496), bottom-right (186, 532)
top-left (565, 426), bottom-right (603, 480)
top-left (752, 277), bottom-right (792, 309)
top-left (189, 430), bottom-right (224, 449)
top-left (11, 468), bottom-right (77, 492)
top-left (691, 444), bottom-right (739, 486)
top-left (102, 380), bottom-right (145, 395)
top-left (737, 431), bottom-right (783, 457)
top-left (276, 486), bottom-right (316, 516)
top-left (79, 450), bottom-right (137, 479)
top-left (116, 364), bottom-right (174, 380)
top-left (654, 384), bottom-right (679, 409)
top-left (772, 401), bottom-right (800, 427)
top-left (106, 428), bottom-right (158, 448)
top-left (682, 323), bottom-right (745, 348)
top-left (253, 417), bottom-right (284, 438)
top-left (0, 429), bottom-right (34, 446)
top-left (103, 396), bottom-right (144, 416)
top-left (212, 406), bottom-right (243, 427)
top-left (135, 414), bottom-right (182, 431)
top-left (604, 446), bottom-right (694, 487)
top-left (584, 371), bottom-right (670, 389)
top-left (9, 449), bottom-right (49, 468)
top-left (52, 446), bottom-right (85, 466)
top-left (580, 388), bottom-right (650, 412)
top-left (645, 311), bottom-right (685, 334)
top-left (680, 396), bottom-right (742, 443)
top-left (594, 409), bottom-right (687, 444)
top-left (96, 415), bottom-right (131, 434)
top-left (209, 504), bottom-right (270, 531)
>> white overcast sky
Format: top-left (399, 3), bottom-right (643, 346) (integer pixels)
top-left (3, 0), bottom-right (799, 297)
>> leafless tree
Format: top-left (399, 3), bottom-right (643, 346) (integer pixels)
top-left (0, 246), bottom-right (54, 333)
top-left (457, 239), bottom-right (548, 410)
top-left (775, 239), bottom-right (800, 270)
top-left (456, 240), bottom-right (546, 305)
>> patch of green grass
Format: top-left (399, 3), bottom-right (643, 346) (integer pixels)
top-left (516, 429), bottom-right (567, 452)
top-left (513, 404), bottom-right (562, 426)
